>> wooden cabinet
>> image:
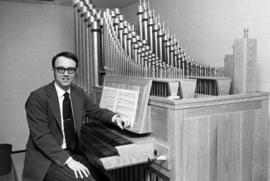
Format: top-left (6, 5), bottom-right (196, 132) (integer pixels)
top-left (149, 92), bottom-right (269, 181)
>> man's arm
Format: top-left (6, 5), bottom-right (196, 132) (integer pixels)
top-left (84, 94), bottom-right (130, 128)
top-left (84, 94), bottom-right (115, 122)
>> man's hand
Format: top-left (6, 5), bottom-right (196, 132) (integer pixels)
top-left (66, 159), bottom-right (90, 179)
top-left (113, 115), bottom-right (130, 129)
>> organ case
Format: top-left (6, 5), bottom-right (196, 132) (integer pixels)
top-left (82, 76), bottom-right (269, 181)
top-left (73, 0), bottom-right (269, 180)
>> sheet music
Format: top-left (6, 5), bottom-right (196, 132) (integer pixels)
top-left (115, 89), bottom-right (139, 127)
top-left (100, 87), bottom-right (139, 127)
top-left (99, 87), bottom-right (118, 111)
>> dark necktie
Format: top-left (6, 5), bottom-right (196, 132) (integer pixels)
top-left (63, 92), bottom-right (77, 152)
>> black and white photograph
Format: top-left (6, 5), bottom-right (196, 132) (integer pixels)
top-left (0, 0), bottom-right (269, 180)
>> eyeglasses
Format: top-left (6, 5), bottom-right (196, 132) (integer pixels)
top-left (54, 67), bottom-right (77, 74)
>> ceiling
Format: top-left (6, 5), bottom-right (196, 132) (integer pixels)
top-left (0, 0), bottom-right (138, 8)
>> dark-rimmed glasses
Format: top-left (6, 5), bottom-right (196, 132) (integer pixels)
top-left (54, 67), bottom-right (77, 74)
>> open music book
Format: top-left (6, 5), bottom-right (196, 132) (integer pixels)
top-left (99, 86), bottom-right (140, 127)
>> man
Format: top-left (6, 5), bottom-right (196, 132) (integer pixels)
top-left (22, 52), bottom-right (129, 181)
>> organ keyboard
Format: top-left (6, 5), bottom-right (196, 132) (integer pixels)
top-left (81, 122), bottom-right (157, 170)
top-left (82, 76), bottom-right (169, 170)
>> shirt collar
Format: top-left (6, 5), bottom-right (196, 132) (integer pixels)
top-left (54, 81), bottom-right (71, 98)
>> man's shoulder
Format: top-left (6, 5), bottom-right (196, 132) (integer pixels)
top-left (29, 82), bottom-right (54, 97)
top-left (71, 83), bottom-right (85, 93)
top-left (71, 84), bottom-right (91, 100)
top-left (25, 82), bottom-right (54, 105)
top-left (33, 82), bottom-right (53, 92)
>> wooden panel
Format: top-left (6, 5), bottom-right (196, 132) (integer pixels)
top-left (174, 116), bottom-right (214, 181)
top-left (241, 110), bottom-right (254, 181)
top-left (224, 55), bottom-right (234, 78)
top-left (168, 109), bottom-right (182, 181)
top-left (197, 117), bottom-right (210, 181)
top-left (152, 141), bottom-right (170, 170)
top-left (233, 39), bottom-right (257, 94)
top-left (216, 78), bottom-right (232, 95)
top-left (252, 99), bottom-right (268, 181)
top-left (99, 143), bottom-right (155, 170)
top-left (150, 106), bottom-right (168, 142)
top-left (224, 54), bottom-right (234, 94)
top-left (217, 113), bottom-right (241, 181)
top-left (181, 117), bottom-right (198, 181)
top-left (179, 79), bottom-right (197, 98)
top-left (233, 39), bottom-right (246, 94)
top-left (185, 100), bottom-right (262, 118)
top-left (209, 116), bottom-right (218, 181)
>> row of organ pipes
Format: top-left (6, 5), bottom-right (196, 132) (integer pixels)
top-left (73, 0), bottom-right (226, 98)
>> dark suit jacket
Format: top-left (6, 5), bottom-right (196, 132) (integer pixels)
top-left (22, 82), bottom-right (115, 181)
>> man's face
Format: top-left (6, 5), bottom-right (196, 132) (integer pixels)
top-left (53, 56), bottom-right (77, 90)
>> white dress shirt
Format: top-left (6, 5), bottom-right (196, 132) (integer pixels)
top-left (54, 82), bottom-right (74, 164)
top-left (54, 82), bottom-right (72, 149)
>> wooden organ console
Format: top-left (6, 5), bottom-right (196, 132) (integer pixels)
top-left (73, 0), bottom-right (269, 181)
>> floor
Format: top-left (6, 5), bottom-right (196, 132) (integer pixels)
top-left (0, 165), bottom-right (17, 181)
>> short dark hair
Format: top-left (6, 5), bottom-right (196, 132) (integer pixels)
top-left (52, 52), bottom-right (79, 68)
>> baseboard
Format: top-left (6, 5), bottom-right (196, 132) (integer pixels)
top-left (12, 150), bottom-right (26, 154)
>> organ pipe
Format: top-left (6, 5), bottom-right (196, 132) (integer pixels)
top-left (73, 0), bottom-right (225, 96)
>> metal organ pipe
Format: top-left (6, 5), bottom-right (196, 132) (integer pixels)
top-left (91, 21), bottom-right (100, 86)
top-left (73, 0), bottom-right (226, 97)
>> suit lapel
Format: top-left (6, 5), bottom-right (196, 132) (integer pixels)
top-left (47, 82), bottom-right (62, 129)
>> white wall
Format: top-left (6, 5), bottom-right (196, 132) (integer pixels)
top-left (0, 1), bottom-right (74, 151)
top-left (121, 0), bottom-right (270, 94)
